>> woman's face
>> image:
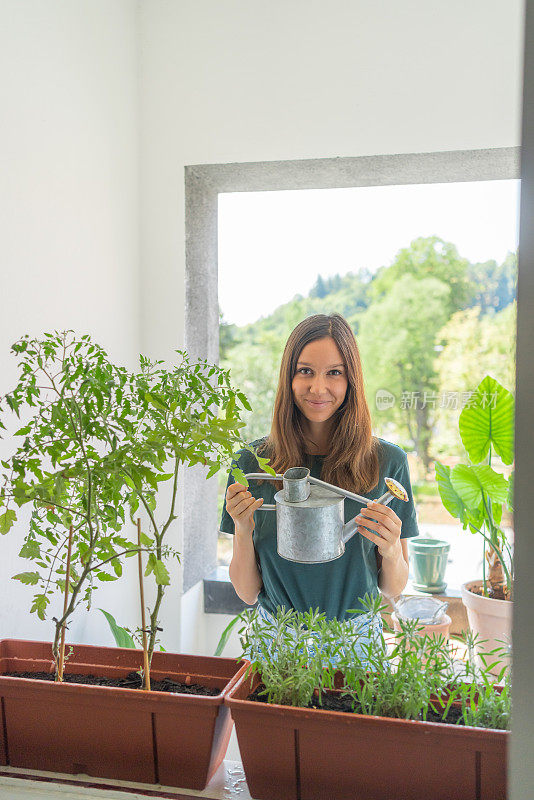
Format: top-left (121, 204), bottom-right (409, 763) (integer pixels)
top-left (291, 336), bottom-right (348, 424)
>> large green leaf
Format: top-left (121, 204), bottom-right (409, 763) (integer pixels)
top-left (435, 462), bottom-right (465, 521)
top-left (98, 609), bottom-right (135, 648)
top-left (458, 375), bottom-right (514, 465)
top-left (473, 465), bottom-right (509, 503)
top-left (450, 464), bottom-right (509, 511)
top-left (491, 501), bottom-right (503, 526)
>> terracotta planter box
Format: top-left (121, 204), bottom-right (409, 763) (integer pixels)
top-left (226, 670), bottom-right (508, 800)
top-left (0, 639), bottom-right (248, 790)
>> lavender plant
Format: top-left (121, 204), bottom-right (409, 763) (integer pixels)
top-left (440, 631), bottom-right (511, 730)
top-left (240, 606), bottom-right (326, 707)
top-left (238, 593), bottom-right (510, 730)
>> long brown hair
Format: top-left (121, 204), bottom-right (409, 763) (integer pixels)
top-left (256, 313), bottom-right (380, 493)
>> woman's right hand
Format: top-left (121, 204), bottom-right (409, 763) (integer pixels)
top-left (225, 482), bottom-right (264, 533)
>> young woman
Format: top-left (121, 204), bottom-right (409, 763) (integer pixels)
top-left (219, 313), bottom-right (419, 649)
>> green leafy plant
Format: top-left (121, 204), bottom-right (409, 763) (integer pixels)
top-left (433, 630), bottom-right (511, 730)
top-left (0, 333), bottom-right (147, 676)
top-left (238, 594), bottom-right (510, 730)
top-left (0, 331), bottom-right (270, 677)
top-left (108, 349), bottom-right (273, 662)
top-left (457, 673), bottom-right (511, 730)
top-left (331, 595), bottom-right (455, 722)
top-left (435, 375), bottom-right (514, 599)
top-left (240, 606), bottom-right (327, 707)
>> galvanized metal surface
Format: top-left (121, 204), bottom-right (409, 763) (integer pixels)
top-left (244, 469), bottom-right (402, 563)
top-left (275, 484), bottom-right (347, 562)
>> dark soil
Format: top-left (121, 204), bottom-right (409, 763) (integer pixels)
top-left (424, 703), bottom-right (465, 725)
top-left (469, 583), bottom-right (511, 601)
top-left (248, 684), bottom-right (465, 725)
top-left (4, 671), bottom-right (221, 696)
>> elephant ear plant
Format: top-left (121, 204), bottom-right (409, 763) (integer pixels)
top-left (0, 331), bottom-right (268, 681)
top-left (434, 375), bottom-right (514, 600)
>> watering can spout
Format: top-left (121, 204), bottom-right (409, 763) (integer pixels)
top-left (340, 475), bottom-right (410, 546)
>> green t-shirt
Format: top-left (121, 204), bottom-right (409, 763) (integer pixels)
top-left (219, 436), bottom-right (419, 621)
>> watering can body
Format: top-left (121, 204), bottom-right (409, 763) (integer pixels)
top-left (244, 467), bottom-right (407, 564)
top-left (273, 483), bottom-right (360, 562)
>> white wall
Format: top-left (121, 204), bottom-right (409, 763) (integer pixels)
top-left (138, 0), bottom-right (525, 360)
top-left (0, 0), bottom-right (140, 646)
top-left (181, 582), bottom-right (245, 658)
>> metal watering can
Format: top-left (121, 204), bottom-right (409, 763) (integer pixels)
top-left (244, 467), bottom-right (409, 564)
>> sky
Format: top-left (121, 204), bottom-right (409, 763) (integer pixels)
top-left (218, 179), bottom-right (521, 327)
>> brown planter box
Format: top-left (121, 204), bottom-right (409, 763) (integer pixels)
top-left (226, 670), bottom-right (508, 800)
top-left (0, 639), bottom-right (248, 790)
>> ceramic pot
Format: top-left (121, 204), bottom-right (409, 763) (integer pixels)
top-left (391, 611), bottom-right (452, 640)
top-left (461, 581), bottom-right (513, 675)
top-left (408, 538), bottom-right (450, 593)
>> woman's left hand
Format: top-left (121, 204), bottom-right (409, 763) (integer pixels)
top-left (354, 501), bottom-right (402, 561)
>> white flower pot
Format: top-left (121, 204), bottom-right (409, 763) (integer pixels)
top-left (461, 580), bottom-right (513, 675)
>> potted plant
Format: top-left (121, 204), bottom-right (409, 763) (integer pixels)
top-left (226, 595), bottom-right (509, 800)
top-left (435, 375), bottom-right (514, 670)
top-left (0, 331), bottom-right (267, 789)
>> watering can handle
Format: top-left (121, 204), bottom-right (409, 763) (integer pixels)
top-left (243, 473), bottom-right (284, 511)
top-left (244, 471), bottom-right (373, 507)
top-left (242, 472), bottom-right (407, 511)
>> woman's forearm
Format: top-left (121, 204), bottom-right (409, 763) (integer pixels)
top-left (229, 525), bottom-right (263, 605)
top-left (378, 545), bottom-right (409, 598)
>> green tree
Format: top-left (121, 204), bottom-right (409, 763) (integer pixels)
top-left (310, 274), bottom-right (327, 299)
top-left (433, 302), bottom-right (516, 456)
top-left (466, 252), bottom-right (517, 315)
top-left (369, 236), bottom-right (475, 316)
top-left (358, 274), bottom-right (451, 471)
top-left (220, 331), bottom-right (285, 442)
top-left (219, 307), bottom-right (241, 361)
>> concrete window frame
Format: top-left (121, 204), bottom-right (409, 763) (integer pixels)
top-left (183, 146), bottom-right (520, 596)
